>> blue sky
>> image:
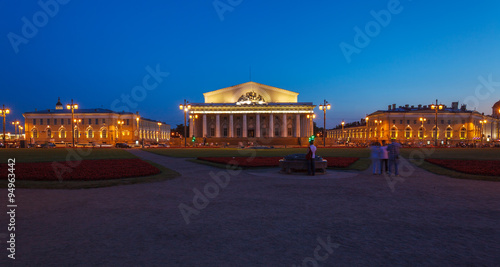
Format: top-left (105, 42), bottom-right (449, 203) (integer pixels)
top-left (2, 0), bottom-right (500, 129)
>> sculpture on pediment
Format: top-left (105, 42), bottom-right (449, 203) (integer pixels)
top-left (236, 91), bottom-right (266, 105)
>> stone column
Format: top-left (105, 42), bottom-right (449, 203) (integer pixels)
top-left (256, 114), bottom-right (261, 138)
top-left (296, 114), bottom-right (301, 137)
top-left (203, 114), bottom-right (207, 137)
top-left (269, 114), bottom-right (274, 138)
top-left (243, 114), bottom-right (247, 137)
top-left (282, 113), bottom-right (287, 137)
top-left (229, 114), bottom-right (234, 138)
top-left (216, 114), bottom-right (220, 137)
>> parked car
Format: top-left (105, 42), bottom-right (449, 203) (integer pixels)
top-left (39, 142), bottom-right (56, 148)
top-left (115, 143), bottom-right (131, 148)
top-left (158, 143), bottom-right (169, 147)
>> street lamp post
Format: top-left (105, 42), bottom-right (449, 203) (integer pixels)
top-left (318, 99), bottom-right (331, 147)
top-left (430, 99), bottom-right (443, 147)
top-left (419, 117), bottom-right (427, 142)
top-left (136, 117), bottom-right (143, 148)
top-left (341, 120), bottom-right (345, 144)
top-left (117, 120), bottom-right (124, 143)
top-left (479, 119), bottom-right (487, 145)
top-left (157, 122), bottom-right (162, 142)
top-left (374, 120), bottom-right (382, 140)
top-left (11, 121), bottom-right (19, 139)
top-left (365, 117), bottom-right (369, 144)
top-left (189, 114), bottom-right (198, 142)
top-left (179, 100), bottom-right (191, 148)
top-left (306, 114), bottom-right (316, 137)
top-left (66, 100), bottom-right (78, 147)
top-left (1, 105), bottom-right (11, 148)
top-left (73, 119), bottom-right (81, 144)
top-left (18, 126), bottom-right (23, 139)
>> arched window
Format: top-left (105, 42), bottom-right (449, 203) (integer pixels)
top-left (381, 128), bottom-right (385, 139)
top-left (369, 129), bottom-right (373, 138)
top-left (102, 129), bottom-right (107, 138)
top-left (460, 127), bottom-right (466, 139)
top-left (47, 129), bottom-right (52, 138)
top-left (445, 127), bottom-right (452, 139)
top-left (391, 127), bottom-right (397, 139)
top-left (405, 127), bottom-right (412, 138)
top-left (32, 129), bottom-right (38, 138)
top-left (60, 129), bottom-right (66, 139)
top-left (74, 129), bottom-right (79, 138)
top-left (88, 129), bottom-right (93, 138)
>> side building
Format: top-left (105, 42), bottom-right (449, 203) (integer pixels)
top-left (327, 102), bottom-right (500, 145)
top-left (23, 98), bottom-right (170, 145)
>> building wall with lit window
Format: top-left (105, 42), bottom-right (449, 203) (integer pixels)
top-left (23, 99), bottom-right (170, 145)
top-left (326, 102), bottom-right (500, 145)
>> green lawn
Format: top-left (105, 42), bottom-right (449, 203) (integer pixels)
top-left (0, 148), bottom-right (136, 163)
top-left (142, 148), bottom-right (370, 158)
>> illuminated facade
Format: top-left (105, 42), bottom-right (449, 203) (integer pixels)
top-left (23, 99), bottom-right (170, 145)
top-left (189, 82), bottom-right (315, 142)
top-left (327, 102), bottom-right (500, 145)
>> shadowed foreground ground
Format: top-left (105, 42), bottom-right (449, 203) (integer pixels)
top-left (2, 150), bottom-right (499, 266)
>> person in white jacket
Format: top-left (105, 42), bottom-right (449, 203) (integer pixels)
top-left (370, 142), bottom-right (381, 175)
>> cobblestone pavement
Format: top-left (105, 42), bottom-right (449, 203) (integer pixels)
top-left (2, 150), bottom-right (499, 266)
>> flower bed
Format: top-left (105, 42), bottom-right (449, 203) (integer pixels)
top-left (0, 159), bottom-right (160, 181)
top-left (197, 157), bottom-right (359, 168)
top-left (425, 159), bottom-right (500, 176)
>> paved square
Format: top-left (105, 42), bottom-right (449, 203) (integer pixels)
top-left (4, 150), bottom-right (499, 266)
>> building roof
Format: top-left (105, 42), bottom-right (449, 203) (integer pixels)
top-left (191, 102), bottom-right (314, 107)
top-left (24, 108), bottom-right (135, 115)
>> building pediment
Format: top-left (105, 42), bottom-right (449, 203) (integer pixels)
top-left (203, 82), bottom-right (299, 104)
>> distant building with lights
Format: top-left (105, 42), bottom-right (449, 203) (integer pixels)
top-left (23, 98), bottom-right (170, 145)
top-left (326, 102), bottom-right (500, 145)
top-left (189, 82), bottom-right (315, 145)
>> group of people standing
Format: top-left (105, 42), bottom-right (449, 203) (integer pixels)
top-left (370, 140), bottom-right (401, 176)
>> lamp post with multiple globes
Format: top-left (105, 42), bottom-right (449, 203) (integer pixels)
top-left (1, 105), bottom-right (10, 147)
top-left (11, 121), bottom-right (19, 139)
top-left (419, 117), bottom-right (427, 141)
top-left (430, 100), bottom-right (444, 146)
top-left (66, 100), bottom-right (78, 147)
top-left (479, 119), bottom-right (487, 145)
top-left (306, 113), bottom-right (316, 138)
top-left (341, 121), bottom-right (345, 144)
top-left (179, 100), bottom-right (191, 147)
top-left (318, 100), bottom-right (331, 147)
top-left (117, 120), bottom-right (124, 143)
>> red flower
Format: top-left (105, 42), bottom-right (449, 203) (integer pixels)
top-left (0, 159), bottom-right (160, 181)
top-left (425, 159), bottom-right (500, 176)
top-left (198, 157), bottom-right (359, 168)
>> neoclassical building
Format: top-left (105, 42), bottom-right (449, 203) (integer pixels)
top-left (189, 82), bottom-right (315, 144)
top-left (327, 102), bottom-right (500, 145)
top-left (23, 98), bottom-right (170, 145)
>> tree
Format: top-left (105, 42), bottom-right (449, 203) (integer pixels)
top-left (172, 124), bottom-right (190, 137)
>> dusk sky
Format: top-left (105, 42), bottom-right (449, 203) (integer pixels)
top-left (2, 0), bottom-right (500, 129)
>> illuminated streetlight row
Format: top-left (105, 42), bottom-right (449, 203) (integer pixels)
top-left (1, 105), bottom-right (11, 148)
